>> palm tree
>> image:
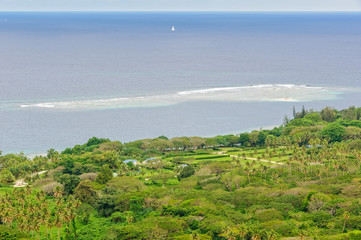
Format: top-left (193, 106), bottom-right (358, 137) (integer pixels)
top-left (17, 216), bottom-right (27, 232)
top-left (219, 227), bottom-right (237, 240)
top-left (2, 209), bottom-right (14, 228)
top-left (25, 185), bottom-right (32, 203)
top-left (39, 210), bottom-right (49, 238)
top-left (244, 167), bottom-right (251, 184)
top-left (54, 186), bottom-right (64, 198)
top-left (238, 223), bottom-right (248, 240)
top-left (342, 211), bottom-right (350, 233)
top-left (251, 232), bottom-right (262, 240)
top-left (62, 208), bottom-right (71, 234)
top-left (35, 191), bottom-right (42, 202)
top-left (53, 214), bottom-right (63, 240)
top-left (262, 165), bottom-right (268, 180)
top-left (17, 189), bottom-right (26, 210)
top-left (47, 214), bottom-right (55, 240)
top-left (267, 229), bottom-right (280, 240)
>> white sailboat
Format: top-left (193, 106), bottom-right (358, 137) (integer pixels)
top-left (171, 26), bottom-right (175, 31)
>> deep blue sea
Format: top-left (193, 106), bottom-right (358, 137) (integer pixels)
top-left (0, 12), bottom-right (360, 154)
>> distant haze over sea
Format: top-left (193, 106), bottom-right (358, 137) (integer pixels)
top-left (0, 12), bottom-right (360, 154)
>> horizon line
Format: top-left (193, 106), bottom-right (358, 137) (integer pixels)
top-left (0, 10), bottom-right (361, 13)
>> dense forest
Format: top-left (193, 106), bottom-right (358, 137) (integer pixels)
top-left (2, 106), bottom-right (361, 239)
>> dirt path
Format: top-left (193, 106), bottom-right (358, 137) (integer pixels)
top-left (13, 170), bottom-right (47, 187)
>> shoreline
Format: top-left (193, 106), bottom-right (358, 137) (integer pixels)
top-left (1, 125), bottom-right (280, 156)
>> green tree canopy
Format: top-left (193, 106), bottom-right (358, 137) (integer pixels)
top-left (75, 180), bottom-right (97, 205)
top-left (96, 164), bottom-right (113, 184)
top-left (0, 169), bottom-right (15, 184)
top-left (58, 174), bottom-right (81, 195)
top-left (321, 122), bottom-right (345, 142)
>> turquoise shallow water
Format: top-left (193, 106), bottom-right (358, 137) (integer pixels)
top-left (0, 12), bottom-right (360, 153)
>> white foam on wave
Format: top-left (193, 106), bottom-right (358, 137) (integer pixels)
top-left (18, 84), bottom-right (348, 111)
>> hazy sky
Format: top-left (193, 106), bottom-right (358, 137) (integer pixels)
top-left (0, 0), bottom-right (360, 11)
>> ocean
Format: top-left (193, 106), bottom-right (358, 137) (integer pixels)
top-left (0, 12), bottom-right (360, 154)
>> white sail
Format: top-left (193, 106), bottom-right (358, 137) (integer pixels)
top-left (171, 26), bottom-right (175, 31)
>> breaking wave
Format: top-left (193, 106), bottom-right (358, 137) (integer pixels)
top-left (18, 84), bottom-right (348, 110)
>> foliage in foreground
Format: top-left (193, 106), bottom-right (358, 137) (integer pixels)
top-left (1, 106), bottom-right (361, 239)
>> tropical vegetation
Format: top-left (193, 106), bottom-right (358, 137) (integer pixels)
top-left (1, 106), bottom-right (361, 239)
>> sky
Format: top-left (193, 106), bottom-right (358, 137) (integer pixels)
top-left (0, 0), bottom-right (360, 11)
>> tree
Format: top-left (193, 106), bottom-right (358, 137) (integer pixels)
top-left (301, 105), bottom-right (306, 118)
top-left (304, 112), bottom-right (322, 123)
top-left (321, 122), bottom-right (345, 142)
top-left (249, 132), bottom-right (259, 147)
top-left (106, 176), bottom-right (144, 193)
top-left (221, 172), bottom-right (234, 192)
top-left (239, 133), bottom-right (250, 146)
top-left (293, 106), bottom-right (296, 118)
top-left (343, 211), bottom-right (350, 233)
top-left (58, 174), bottom-right (81, 195)
top-left (283, 115), bottom-right (290, 126)
top-left (257, 132), bottom-right (267, 146)
top-left (86, 137), bottom-right (110, 146)
top-left (95, 164), bottom-right (113, 184)
top-left (76, 204), bottom-right (93, 224)
top-left (179, 165), bottom-right (195, 179)
top-left (158, 135), bottom-right (169, 140)
top-left (208, 162), bottom-right (231, 175)
top-left (74, 180), bottom-right (97, 205)
top-left (110, 211), bottom-right (127, 223)
top-left (0, 169), bottom-right (15, 184)
top-left (321, 107), bottom-right (337, 122)
top-left (98, 141), bottom-right (123, 152)
top-left (265, 135), bottom-right (277, 147)
top-left (151, 172), bottom-right (175, 186)
top-left (47, 148), bottom-right (59, 161)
